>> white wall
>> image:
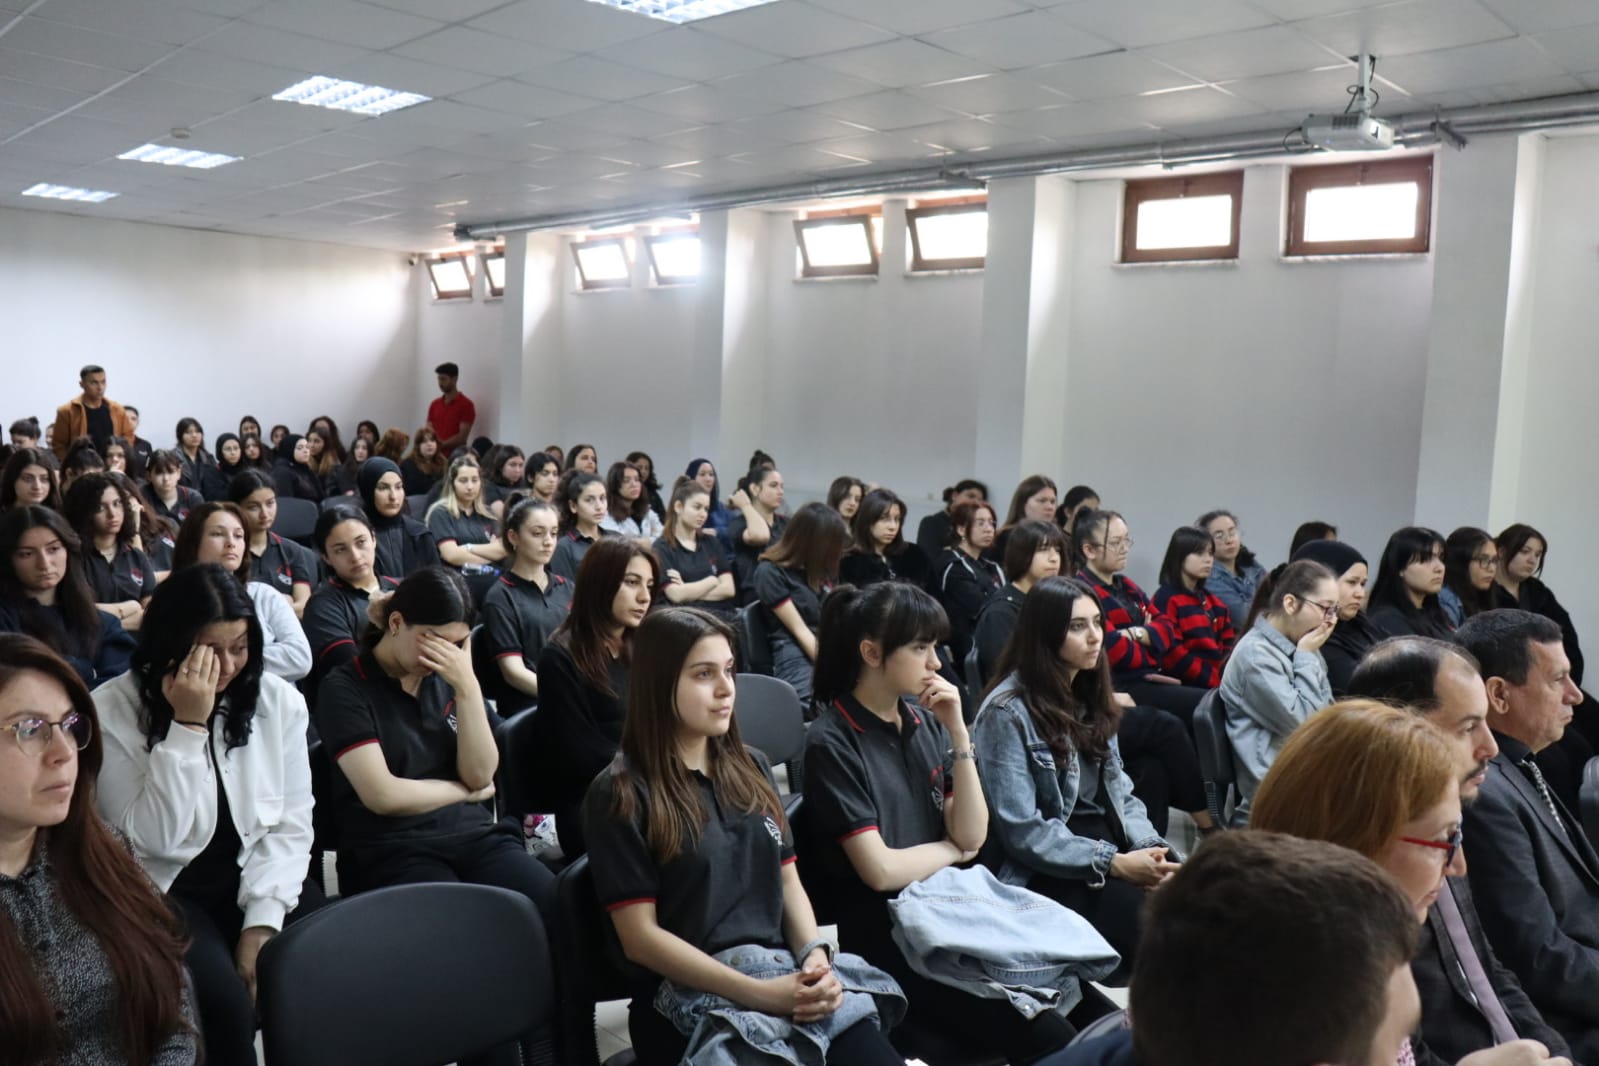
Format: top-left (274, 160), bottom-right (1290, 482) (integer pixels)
top-left (2, 206), bottom-right (417, 452)
top-left (413, 261), bottom-right (502, 445)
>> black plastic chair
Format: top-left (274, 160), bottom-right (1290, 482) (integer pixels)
top-left (318, 496), bottom-right (357, 513)
top-left (1191, 688), bottom-right (1237, 827)
top-left (964, 641), bottom-right (984, 694)
top-left (406, 493), bottom-right (430, 520)
top-left (1067, 1006), bottom-right (1128, 1044)
top-left (555, 857), bottom-right (640, 1066)
top-left (1581, 756), bottom-right (1599, 850)
top-left (735, 673), bottom-right (806, 793)
top-left (737, 602), bottom-right (774, 676)
top-left (305, 741), bottom-right (339, 897)
top-left (271, 496), bottom-right (319, 548)
top-left (257, 883), bottom-right (557, 1066)
top-left (497, 703), bottom-right (556, 821)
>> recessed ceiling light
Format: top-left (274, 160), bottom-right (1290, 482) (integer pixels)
top-left (22, 183), bottom-right (118, 203)
top-left (118, 143), bottom-right (240, 169)
top-left (581, 0), bottom-right (783, 24)
top-left (272, 75), bottom-right (431, 116)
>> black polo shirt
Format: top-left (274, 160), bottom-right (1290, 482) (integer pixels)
top-left (302, 576), bottom-right (398, 693)
top-left (838, 544), bottom-right (932, 590)
top-left (973, 584), bottom-right (1026, 682)
top-left (314, 649), bottom-right (490, 846)
top-left (726, 512), bottom-right (787, 601)
top-left (146, 533), bottom-right (175, 575)
top-left (752, 561), bottom-right (826, 639)
top-left (652, 533), bottom-right (736, 618)
top-left (584, 749), bottom-right (792, 961)
top-left (803, 695), bottom-right (954, 933)
top-left (426, 507), bottom-right (498, 550)
top-left (480, 571), bottom-right (573, 712)
top-left (371, 516), bottom-right (440, 582)
top-left (550, 528), bottom-right (616, 583)
top-left (85, 544), bottom-right (156, 604)
top-left (148, 486), bottom-right (203, 525)
top-left (250, 532), bottom-right (319, 595)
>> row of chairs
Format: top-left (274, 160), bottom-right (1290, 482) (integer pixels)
top-left (264, 493), bottom-right (432, 549)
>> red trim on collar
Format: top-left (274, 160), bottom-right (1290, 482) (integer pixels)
top-left (832, 699), bottom-right (865, 733)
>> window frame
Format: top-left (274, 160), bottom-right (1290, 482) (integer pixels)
top-left (570, 236), bottom-right (633, 291)
top-left (906, 199), bottom-right (987, 272)
top-left (479, 246), bottom-right (505, 298)
top-left (1285, 155), bottom-right (1433, 257)
top-left (793, 214), bottom-right (880, 278)
top-left (644, 230), bottom-right (701, 286)
top-left (425, 251), bottom-right (474, 301)
top-left (1120, 171), bottom-right (1244, 264)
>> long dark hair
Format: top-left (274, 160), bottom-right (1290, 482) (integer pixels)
top-left (1289, 521), bottom-right (1339, 560)
top-left (1, 448), bottom-right (62, 512)
top-left (1197, 508), bottom-right (1259, 572)
top-left (62, 473), bottom-right (135, 551)
top-left (1003, 519), bottom-right (1067, 584)
top-left (849, 487), bottom-right (908, 558)
top-left (1495, 523), bottom-right (1547, 581)
top-left (1369, 527), bottom-right (1450, 632)
top-left (565, 443), bottom-right (597, 472)
top-left (660, 476), bottom-right (709, 544)
top-left (1069, 508), bottom-right (1123, 575)
top-left (1158, 526), bottom-right (1215, 592)
top-left (826, 476), bottom-right (864, 515)
top-left (557, 470), bottom-right (605, 535)
top-left (760, 502), bottom-right (848, 592)
top-left (606, 460), bottom-right (650, 524)
top-left (133, 563), bottom-right (265, 753)
top-left (172, 502), bottom-right (249, 582)
top-left (1001, 474), bottom-right (1056, 529)
top-left (368, 566), bottom-right (474, 648)
top-left (986, 577), bottom-right (1119, 760)
top-left (1443, 527), bottom-right (1496, 620)
top-left (0, 635), bottom-right (191, 1066)
top-left (553, 539), bottom-right (658, 694)
top-left (610, 608), bottom-right (784, 863)
top-left (812, 582), bottom-right (949, 705)
top-left (0, 507), bottom-right (102, 662)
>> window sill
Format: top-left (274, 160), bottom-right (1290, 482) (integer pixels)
top-left (793, 273), bottom-right (879, 284)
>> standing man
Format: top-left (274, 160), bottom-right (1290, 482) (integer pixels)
top-left (52, 365), bottom-right (133, 460)
top-left (426, 362), bottom-right (475, 455)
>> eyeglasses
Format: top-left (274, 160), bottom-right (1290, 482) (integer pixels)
top-left (3, 711), bottom-right (92, 757)
top-left (1471, 555), bottom-right (1499, 569)
top-left (1400, 826), bottom-right (1462, 867)
top-left (1297, 597), bottom-right (1338, 619)
top-left (1092, 537), bottom-right (1133, 552)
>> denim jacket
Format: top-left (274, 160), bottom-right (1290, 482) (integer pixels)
top-left (889, 865), bottom-right (1120, 1019)
top-left (655, 945), bottom-right (905, 1066)
top-left (973, 676), bottom-right (1166, 889)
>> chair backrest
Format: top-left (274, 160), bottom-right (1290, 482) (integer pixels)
top-left (1191, 688), bottom-right (1236, 827)
top-left (406, 493), bottom-right (429, 519)
top-left (1067, 1008), bottom-right (1128, 1045)
top-left (555, 856), bottom-right (641, 1066)
top-left (318, 496), bottom-right (354, 513)
top-left (258, 883), bottom-right (553, 1066)
top-left (737, 602), bottom-right (774, 676)
top-left (1581, 756), bottom-right (1599, 850)
top-left (963, 641), bottom-right (983, 693)
top-left (734, 673), bottom-right (806, 770)
top-left (272, 496), bottom-right (319, 546)
top-left (498, 705), bottom-right (554, 819)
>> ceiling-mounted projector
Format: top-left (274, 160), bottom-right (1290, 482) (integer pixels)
top-left (1297, 53), bottom-right (1396, 152)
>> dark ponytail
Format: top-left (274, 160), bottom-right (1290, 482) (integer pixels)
top-left (1244, 559), bottom-right (1335, 630)
top-left (811, 582), bottom-right (948, 705)
top-left (366, 566), bottom-right (473, 646)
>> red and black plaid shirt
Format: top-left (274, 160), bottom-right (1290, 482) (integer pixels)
top-left (1075, 570), bottom-right (1175, 676)
top-left (1151, 584), bottom-right (1238, 688)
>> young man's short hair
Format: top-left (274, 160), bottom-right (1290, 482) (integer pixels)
top-left (434, 361), bottom-right (459, 378)
top-left (1132, 830), bottom-right (1420, 1066)
top-left (80, 364), bottom-right (104, 380)
top-left (1348, 635), bottom-right (1481, 710)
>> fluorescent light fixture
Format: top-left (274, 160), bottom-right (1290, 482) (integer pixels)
top-left (272, 75), bottom-right (431, 116)
top-left (581, 0), bottom-right (783, 24)
top-left (118, 143), bottom-right (239, 169)
top-left (22, 183), bottom-right (118, 203)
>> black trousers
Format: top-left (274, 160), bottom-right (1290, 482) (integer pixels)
top-left (1115, 704), bottom-right (1206, 834)
top-left (1028, 874), bottom-right (1147, 982)
top-left (172, 877), bottom-right (326, 1066)
top-left (1122, 679), bottom-right (1207, 727)
top-left (629, 997), bottom-right (905, 1066)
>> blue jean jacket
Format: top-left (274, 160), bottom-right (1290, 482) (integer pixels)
top-left (888, 865), bottom-right (1120, 1019)
top-left (654, 945), bottom-right (905, 1066)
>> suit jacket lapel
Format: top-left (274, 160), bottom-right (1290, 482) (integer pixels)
top-left (1497, 758), bottom-right (1599, 880)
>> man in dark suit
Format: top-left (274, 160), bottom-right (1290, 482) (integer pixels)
top-left (1457, 610), bottom-right (1599, 1062)
top-left (1349, 636), bottom-right (1571, 1063)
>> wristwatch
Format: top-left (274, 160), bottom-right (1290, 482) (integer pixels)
top-left (950, 748), bottom-right (977, 762)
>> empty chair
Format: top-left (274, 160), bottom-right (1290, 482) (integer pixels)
top-left (734, 672), bottom-right (805, 792)
top-left (554, 857), bottom-right (639, 1066)
top-left (271, 496), bottom-right (319, 547)
top-left (406, 493), bottom-right (430, 519)
top-left (1191, 688), bottom-right (1238, 827)
top-left (737, 601), bottom-right (774, 675)
top-left (257, 882), bottom-right (556, 1066)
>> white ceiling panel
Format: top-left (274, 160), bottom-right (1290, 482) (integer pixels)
top-left (2, 17), bottom-right (175, 71)
top-left (810, 0), bottom-right (1028, 37)
top-left (811, 130), bottom-right (945, 163)
top-left (982, 101), bottom-right (1154, 140)
top-left (467, 0), bottom-right (667, 51)
top-left (1533, 23), bottom-right (1599, 76)
top-left (649, 121), bottom-right (786, 155)
top-left (0, 76), bottom-right (92, 115)
top-left (592, 28), bottom-right (781, 80)
top-left (631, 83), bottom-right (789, 122)
top-left (152, 50), bottom-right (310, 96)
top-left (9, 113), bottom-right (142, 163)
top-left (1044, 0), bottom-right (1276, 48)
top-left (1247, 0), bottom-right (1402, 18)
top-left (1377, 37), bottom-right (1570, 95)
top-left (1480, 0), bottom-right (1599, 34)
top-left (364, 0), bottom-right (513, 21)
top-left (899, 116), bottom-right (1018, 152)
top-left (808, 38), bottom-right (995, 89)
top-left (1224, 64), bottom-right (1402, 114)
top-left (712, 61), bottom-right (881, 107)
top-left (692, 2), bottom-right (894, 58)
top-left (75, 77), bottom-right (258, 128)
top-left (193, 22), bottom-right (370, 71)
top-left (450, 79), bottom-right (602, 119)
top-left (1144, 25), bottom-right (1345, 81)
top-left (1024, 52), bottom-right (1202, 101)
top-left (328, 53), bottom-right (502, 98)
top-left (920, 11), bottom-right (1114, 71)
top-left (1292, 0), bottom-right (1517, 59)
top-left (23, 0), bottom-right (232, 47)
top-left (521, 120), bottom-right (631, 153)
top-left (811, 89), bottom-right (956, 130)
top-left (563, 100), bottom-right (696, 138)
top-left (727, 107), bottom-right (862, 144)
top-left (512, 55), bottom-right (690, 102)
top-left (587, 138), bottom-right (703, 167)
top-left (908, 73), bottom-right (1066, 116)
top-left (243, 0), bottom-right (443, 49)
top-left (170, 0), bottom-right (269, 17)
top-left (0, 46), bottom-right (129, 94)
top-left (391, 26), bottom-right (572, 76)
top-left (1098, 85), bottom-right (1268, 128)
top-left (0, 101), bottom-right (58, 140)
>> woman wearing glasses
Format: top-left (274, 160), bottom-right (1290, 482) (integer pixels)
top-left (1441, 528), bottom-right (1499, 628)
top-left (1197, 509), bottom-right (1267, 633)
top-left (94, 564), bottom-right (319, 1066)
top-left (1218, 559), bottom-right (1337, 824)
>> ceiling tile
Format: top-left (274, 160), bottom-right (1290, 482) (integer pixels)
top-left (1023, 52), bottom-right (1200, 100)
top-left (649, 122), bottom-right (785, 155)
top-left (379, 98), bottom-right (534, 133)
top-left (76, 77), bottom-right (259, 128)
top-left (1224, 64), bottom-right (1408, 113)
top-left (1480, 0), bottom-right (1599, 33)
top-left (0, 46), bottom-right (128, 94)
top-left (921, 11), bottom-right (1115, 71)
top-left (520, 120), bottom-right (631, 153)
top-left (982, 101), bottom-right (1156, 139)
top-left (0, 76), bottom-right (91, 114)
top-left (729, 143), bottom-right (870, 172)
top-left (1045, 0), bottom-right (1275, 48)
top-left (811, 89), bottom-right (956, 130)
top-left (195, 22), bottom-right (370, 71)
top-left (329, 53), bottom-right (501, 98)
top-left (450, 79), bottom-right (602, 119)
top-left (808, 38), bottom-right (995, 89)
top-left (245, 0), bottom-right (442, 48)
top-left (26, 1), bottom-right (231, 47)
top-left (810, 130), bottom-right (944, 164)
top-left (809, 0), bottom-right (1028, 36)
top-left (513, 56), bottom-right (690, 102)
top-left (899, 116), bottom-right (1018, 152)
top-left (150, 50), bottom-right (308, 95)
top-left (692, 2), bottom-right (894, 58)
top-left (728, 107), bottom-right (862, 144)
top-left (631, 83), bottom-right (789, 122)
top-left (1377, 36), bottom-right (1569, 94)
top-left (363, 0), bottom-right (512, 20)
top-left (0, 101), bottom-right (56, 141)
top-left (1292, 0), bottom-right (1516, 59)
top-left (1144, 26), bottom-right (1344, 80)
top-left (592, 28), bottom-right (782, 80)
top-left (1532, 23), bottom-right (1599, 75)
top-left (2, 17), bottom-right (175, 71)
top-left (587, 138), bottom-right (703, 168)
top-left (1248, 0), bottom-right (1403, 17)
top-left (466, 0), bottom-right (667, 50)
top-left (907, 73), bottom-right (1066, 116)
top-left (561, 100), bottom-right (694, 138)
top-left (391, 26), bottom-right (573, 77)
top-left (9, 114), bottom-right (137, 163)
top-left (1098, 85), bottom-right (1268, 128)
top-left (711, 61), bottom-right (882, 107)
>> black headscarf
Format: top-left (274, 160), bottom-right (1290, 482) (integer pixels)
top-left (1291, 538), bottom-right (1366, 577)
top-left (215, 433), bottom-right (244, 479)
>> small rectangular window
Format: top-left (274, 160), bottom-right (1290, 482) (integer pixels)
top-left (1121, 171), bottom-right (1244, 263)
top-left (480, 248), bottom-right (505, 297)
top-left (907, 201), bottom-right (987, 272)
top-left (426, 252), bottom-right (473, 300)
top-left (794, 214), bottom-right (879, 278)
top-left (571, 237), bottom-right (632, 291)
top-left (1286, 156), bottom-right (1432, 256)
top-left (645, 232), bottom-right (700, 285)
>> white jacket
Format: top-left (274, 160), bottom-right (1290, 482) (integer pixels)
top-left (248, 581), bottom-right (312, 682)
top-left (93, 670), bottom-right (314, 931)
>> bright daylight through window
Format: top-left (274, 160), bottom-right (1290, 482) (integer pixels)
top-left (573, 238), bottom-right (633, 290)
top-left (646, 233), bottom-right (701, 285)
top-left (582, 0), bottom-right (782, 24)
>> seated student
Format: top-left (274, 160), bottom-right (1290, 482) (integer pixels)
top-left (303, 507), bottom-right (398, 697)
top-left (1441, 527), bottom-right (1499, 628)
top-left (479, 444), bottom-right (524, 514)
top-left (425, 455), bottom-right (506, 573)
top-left (2, 446), bottom-right (64, 512)
top-left (358, 457), bottom-right (440, 581)
top-left (653, 476), bottom-right (736, 620)
top-left (142, 450), bottom-right (203, 526)
top-left (1150, 525), bottom-right (1236, 689)
top-left (238, 416), bottom-right (262, 443)
top-left (751, 502), bottom-right (850, 705)
top-left (480, 497), bottom-right (573, 715)
top-left (268, 425), bottom-right (288, 450)
top-left (1456, 610), bottom-right (1599, 1062)
top-left (934, 499), bottom-right (1004, 666)
top-left (565, 442), bottom-right (599, 474)
top-left (1217, 559), bottom-right (1336, 823)
top-left (230, 470), bottom-right (318, 619)
top-left (305, 426), bottom-right (345, 499)
top-left (214, 432), bottom-right (246, 486)
top-left (1292, 539), bottom-right (1380, 695)
top-left (94, 564), bottom-right (321, 1066)
top-left (803, 581), bottom-right (1075, 1065)
top-left (584, 607), bottom-right (906, 1066)
top-left (915, 479), bottom-right (987, 560)
top-left (0, 506), bottom-right (134, 688)
top-left (103, 434), bottom-right (136, 478)
top-left (726, 465), bottom-right (787, 598)
top-left (1289, 519), bottom-right (1339, 559)
top-left (1072, 510), bottom-right (1206, 723)
top-left (8, 415), bottom-right (47, 454)
top-left (550, 470), bottom-right (615, 583)
top-left (1196, 509), bottom-right (1267, 633)
top-left (1369, 527), bottom-right (1455, 639)
top-left (1055, 485), bottom-right (1099, 541)
top-left (601, 460), bottom-right (664, 543)
top-left (171, 504), bottom-right (311, 684)
top-left (1494, 524), bottom-right (1587, 692)
top-left (826, 475), bottom-right (865, 531)
top-left (270, 434), bottom-right (322, 503)
top-left (173, 418), bottom-right (219, 499)
top-left (987, 474), bottom-right (1057, 566)
top-left (329, 433), bottom-right (369, 498)
top-left (63, 472), bottom-right (154, 632)
top-left (972, 519), bottom-right (1066, 686)
top-left (0, 633), bottom-right (198, 1066)
top-left (60, 438), bottom-right (106, 493)
top-left (113, 470), bottom-right (177, 580)
top-left (624, 450), bottom-right (666, 523)
top-left (240, 433), bottom-right (271, 472)
top-left (531, 539), bottom-right (656, 858)
top-left (1047, 832), bottom-right (1429, 1066)
top-left (524, 450), bottom-right (561, 506)
top-left (682, 458), bottom-right (727, 537)
top-left (1347, 637), bottom-right (1573, 1064)
top-left (973, 577), bottom-right (1176, 967)
top-left (839, 487), bottom-right (932, 591)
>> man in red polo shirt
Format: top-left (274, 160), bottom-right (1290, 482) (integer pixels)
top-left (426, 361), bottom-right (476, 453)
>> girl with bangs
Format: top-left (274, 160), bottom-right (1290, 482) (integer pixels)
top-left (839, 487), bottom-right (932, 590)
top-left (1368, 527), bottom-right (1453, 640)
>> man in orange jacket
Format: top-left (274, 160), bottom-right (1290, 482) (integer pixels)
top-left (51, 364), bottom-right (134, 461)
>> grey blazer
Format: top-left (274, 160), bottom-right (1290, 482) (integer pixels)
top-left (1463, 742), bottom-right (1599, 1063)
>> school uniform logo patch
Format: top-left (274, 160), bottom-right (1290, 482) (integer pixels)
top-left (275, 566), bottom-right (293, 587)
top-left (929, 766), bottom-right (945, 812)
top-left (764, 815), bottom-right (782, 844)
top-left (130, 568), bottom-right (143, 584)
